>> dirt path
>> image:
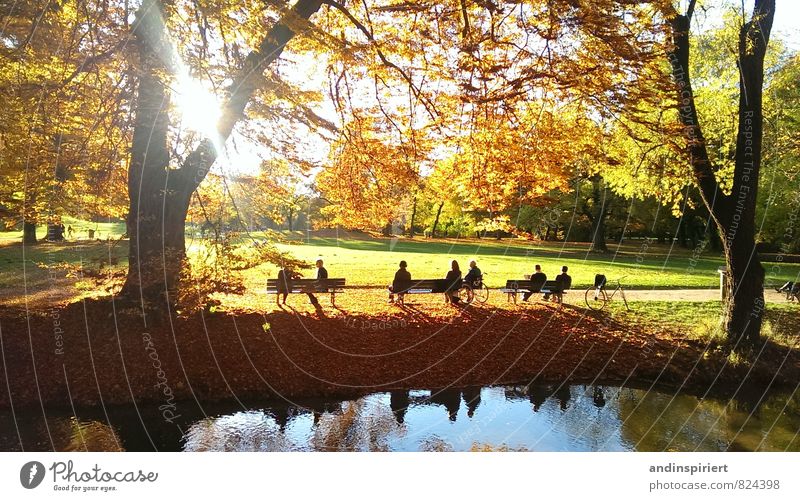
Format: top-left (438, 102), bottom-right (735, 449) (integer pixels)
top-left (570, 288), bottom-right (792, 304)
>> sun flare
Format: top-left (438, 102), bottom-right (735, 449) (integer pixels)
top-left (174, 69), bottom-right (222, 146)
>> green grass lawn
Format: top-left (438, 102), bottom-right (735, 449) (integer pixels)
top-left (260, 234), bottom-right (800, 289)
top-left (604, 300), bottom-right (800, 348)
top-left (0, 216), bottom-right (126, 243)
top-left (2, 229), bottom-right (799, 299)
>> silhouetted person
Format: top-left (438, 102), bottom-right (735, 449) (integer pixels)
top-left (276, 267), bottom-right (293, 304)
top-left (462, 387), bottom-right (482, 418)
top-left (544, 265), bottom-right (572, 302)
top-left (444, 260), bottom-right (462, 304)
top-left (554, 385), bottom-right (571, 411)
top-left (390, 390), bottom-right (410, 424)
top-left (523, 264), bottom-right (547, 301)
top-left (528, 384), bottom-right (550, 412)
top-left (592, 386), bottom-right (606, 408)
top-left (306, 259), bottom-right (327, 306)
top-left (388, 260), bottom-right (411, 303)
top-left (464, 260), bottom-right (482, 288)
top-left (429, 389), bottom-right (461, 422)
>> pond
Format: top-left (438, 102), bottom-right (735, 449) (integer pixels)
top-left (2, 384), bottom-right (799, 451)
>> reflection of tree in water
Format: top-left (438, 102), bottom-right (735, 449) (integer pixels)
top-left (0, 414), bottom-right (123, 451)
top-left (311, 397), bottom-right (401, 451)
top-left (184, 410), bottom-right (295, 451)
top-left (63, 418), bottom-right (124, 452)
top-left (462, 387), bottom-right (482, 418)
top-left (419, 436), bottom-right (454, 452)
top-left (617, 389), bottom-right (800, 452)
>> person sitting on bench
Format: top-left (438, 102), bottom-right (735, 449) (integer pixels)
top-left (544, 265), bottom-right (571, 301)
top-left (276, 266), bottom-right (293, 305)
top-left (523, 264), bottom-right (547, 301)
top-left (389, 260), bottom-right (412, 303)
top-left (444, 260), bottom-right (462, 304)
top-left (464, 260), bottom-right (482, 288)
top-left (306, 259), bottom-right (328, 306)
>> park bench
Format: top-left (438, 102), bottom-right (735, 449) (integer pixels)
top-left (541, 279), bottom-right (571, 304)
top-left (391, 279), bottom-right (463, 305)
top-left (266, 278), bottom-right (346, 306)
top-left (500, 276), bottom-right (547, 304)
top-left (500, 276), bottom-right (570, 305)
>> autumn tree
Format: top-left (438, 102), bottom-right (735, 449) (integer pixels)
top-left (0, 0), bottom-right (130, 243)
top-left (316, 115), bottom-right (422, 233)
top-left (663, 0), bottom-right (776, 343)
top-left (121, 0), bottom-right (328, 308)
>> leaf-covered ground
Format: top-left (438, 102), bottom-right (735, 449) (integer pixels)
top-left (1, 289), bottom-right (798, 410)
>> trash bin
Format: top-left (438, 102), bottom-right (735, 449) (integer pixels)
top-left (88, 229), bottom-right (95, 240)
top-left (717, 266), bottom-right (728, 301)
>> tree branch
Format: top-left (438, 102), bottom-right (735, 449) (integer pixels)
top-left (322, 0), bottom-right (439, 120)
top-left (177, 0), bottom-right (324, 187)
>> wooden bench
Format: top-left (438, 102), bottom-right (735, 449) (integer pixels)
top-left (499, 277), bottom-right (546, 304)
top-left (500, 277), bottom-right (570, 305)
top-left (541, 279), bottom-right (569, 304)
top-left (266, 278), bottom-right (346, 306)
top-left (390, 279), bottom-right (462, 305)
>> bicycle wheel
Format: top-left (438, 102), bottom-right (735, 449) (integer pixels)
top-left (474, 283), bottom-right (489, 303)
top-left (585, 287), bottom-right (608, 311)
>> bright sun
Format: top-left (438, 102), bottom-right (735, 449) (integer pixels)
top-left (174, 68), bottom-right (222, 146)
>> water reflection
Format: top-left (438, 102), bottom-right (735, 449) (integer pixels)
top-left (2, 385), bottom-right (799, 452)
top-left (428, 389), bottom-right (462, 422)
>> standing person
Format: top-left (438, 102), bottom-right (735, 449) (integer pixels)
top-left (389, 260), bottom-right (411, 303)
top-left (464, 260), bottom-right (482, 288)
top-left (523, 264), bottom-right (547, 301)
top-left (444, 260), bottom-right (462, 304)
top-left (306, 259), bottom-right (327, 306)
top-left (276, 266), bottom-right (292, 305)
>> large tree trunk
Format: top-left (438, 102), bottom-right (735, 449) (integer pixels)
top-left (677, 215), bottom-right (689, 248)
top-left (286, 207), bottom-right (295, 231)
top-left (119, 0), bottom-right (190, 306)
top-left (591, 216), bottom-right (607, 252)
top-left (431, 201), bottom-right (444, 238)
top-left (120, 0), bottom-right (323, 307)
top-left (666, 0), bottom-right (774, 344)
top-left (587, 175), bottom-right (608, 252)
top-left (22, 221), bottom-right (37, 244)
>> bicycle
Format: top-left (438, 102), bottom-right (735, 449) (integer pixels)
top-left (585, 275), bottom-right (629, 311)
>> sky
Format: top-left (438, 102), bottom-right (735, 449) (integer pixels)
top-left (772, 1), bottom-right (800, 50)
top-left (693, 0), bottom-right (800, 50)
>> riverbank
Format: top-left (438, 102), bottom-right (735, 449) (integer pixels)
top-left (1, 289), bottom-right (798, 410)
